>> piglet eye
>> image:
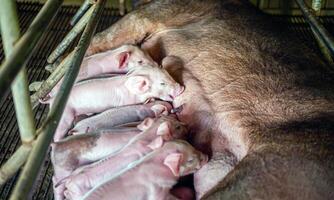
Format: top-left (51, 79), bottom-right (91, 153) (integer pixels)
top-left (138, 60), bottom-right (143, 64)
top-left (160, 82), bottom-right (166, 86)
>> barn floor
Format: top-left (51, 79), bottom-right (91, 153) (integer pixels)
top-left (0, 2), bottom-right (333, 200)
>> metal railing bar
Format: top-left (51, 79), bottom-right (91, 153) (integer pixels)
top-left (70, 0), bottom-right (94, 26)
top-left (295, 0), bottom-right (334, 57)
top-left (0, 0), bottom-right (37, 144)
top-left (47, 4), bottom-right (95, 64)
top-left (0, 60), bottom-right (50, 186)
top-left (310, 0), bottom-right (334, 65)
top-left (31, 51), bottom-right (74, 109)
top-left (0, 0), bottom-right (64, 189)
top-left (0, 38), bottom-right (51, 166)
top-left (119, 0), bottom-right (125, 16)
top-left (0, 2), bottom-right (96, 185)
top-left (39, 5), bottom-right (74, 67)
top-left (9, 1), bottom-right (105, 199)
top-left (0, 0), bottom-right (63, 104)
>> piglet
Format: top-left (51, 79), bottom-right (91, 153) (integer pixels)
top-left (63, 116), bottom-right (188, 199)
top-left (52, 116), bottom-right (158, 200)
top-left (52, 65), bottom-right (184, 141)
top-left (47, 44), bottom-right (156, 99)
top-left (78, 44), bottom-right (156, 78)
top-left (81, 140), bottom-right (208, 200)
top-left (51, 127), bottom-right (142, 200)
top-left (51, 127), bottom-right (140, 182)
top-left (70, 101), bottom-right (172, 134)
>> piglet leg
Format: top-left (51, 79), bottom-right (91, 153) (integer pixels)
top-left (54, 107), bottom-right (75, 141)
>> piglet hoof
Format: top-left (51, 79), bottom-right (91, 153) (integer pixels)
top-left (151, 104), bottom-right (169, 116)
top-left (29, 81), bottom-right (43, 92)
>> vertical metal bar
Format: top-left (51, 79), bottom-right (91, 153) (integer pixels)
top-left (9, 1), bottom-right (106, 199)
top-left (0, 0), bottom-right (63, 104)
top-left (119, 0), bottom-right (125, 15)
top-left (70, 0), bottom-right (94, 26)
top-left (0, 0), bottom-right (36, 143)
top-left (310, 0), bottom-right (334, 65)
top-left (295, 0), bottom-right (334, 56)
top-left (31, 51), bottom-right (74, 109)
top-left (47, 4), bottom-right (95, 63)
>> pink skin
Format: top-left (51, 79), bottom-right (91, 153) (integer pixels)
top-left (47, 44), bottom-right (157, 100)
top-left (81, 140), bottom-right (208, 200)
top-left (51, 128), bottom-right (140, 200)
top-left (52, 117), bottom-right (157, 200)
top-left (52, 66), bottom-right (184, 141)
top-left (51, 128), bottom-right (140, 181)
top-left (62, 116), bottom-right (188, 199)
top-left (69, 101), bottom-right (172, 134)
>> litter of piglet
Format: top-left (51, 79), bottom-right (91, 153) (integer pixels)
top-left (45, 45), bottom-right (206, 200)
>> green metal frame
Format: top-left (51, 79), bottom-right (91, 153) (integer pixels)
top-left (310, 0), bottom-right (334, 65)
top-left (0, 0), bottom-right (333, 199)
top-left (295, 0), bottom-right (334, 65)
top-left (47, 4), bottom-right (95, 63)
top-left (0, 0), bottom-right (63, 104)
top-left (70, 0), bottom-right (95, 26)
top-left (0, 0), bottom-right (106, 199)
top-left (0, 1), bottom-right (36, 144)
top-left (0, 0), bottom-right (37, 186)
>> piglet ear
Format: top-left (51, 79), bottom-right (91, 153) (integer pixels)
top-left (137, 118), bottom-right (154, 131)
top-left (147, 136), bottom-right (164, 149)
top-left (157, 122), bottom-right (171, 137)
top-left (125, 75), bottom-right (150, 94)
top-left (118, 52), bottom-right (130, 68)
top-left (151, 104), bottom-right (169, 116)
top-left (163, 153), bottom-right (183, 177)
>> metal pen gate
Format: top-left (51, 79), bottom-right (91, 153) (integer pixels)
top-left (0, 0), bottom-right (333, 199)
